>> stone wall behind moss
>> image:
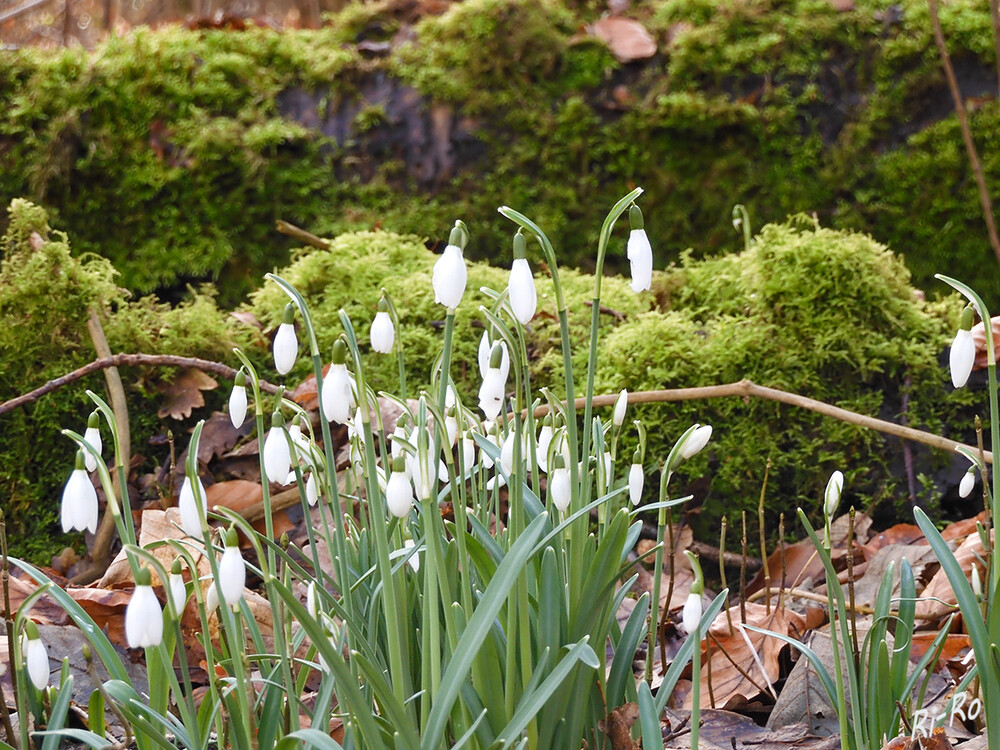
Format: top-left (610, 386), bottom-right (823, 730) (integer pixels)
top-left (2, 0), bottom-right (1000, 307)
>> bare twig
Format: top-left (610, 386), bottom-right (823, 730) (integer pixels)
top-left (275, 220), bottom-right (330, 250)
top-left (530, 380), bottom-right (993, 462)
top-left (0, 354), bottom-right (280, 417)
top-left (927, 0), bottom-right (1000, 268)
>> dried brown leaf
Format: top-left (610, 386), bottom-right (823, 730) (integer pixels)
top-left (588, 17), bottom-right (656, 63)
top-left (158, 367), bottom-right (218, 420)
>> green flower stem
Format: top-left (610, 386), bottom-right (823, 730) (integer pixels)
top-left (83, 391), bottom-right (138, 548)
top-left (691, 627), bottom-right (701, 750)
top-left (646, 464), bottom-right (669, 683)
top-left (381, 288), bottom-right (407, 401)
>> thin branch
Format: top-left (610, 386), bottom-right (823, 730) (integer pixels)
top-left (927, 0), bottom-right (1000, 268)
top-left (0, 354), bottom-right (280, 417)
top-left (531, 379), bottom-right (993, 462)
top-left (275, 220), bottom-right (330, 250)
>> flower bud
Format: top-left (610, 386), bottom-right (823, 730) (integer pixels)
top-left (273, 303), bottom-right (298, 375)
top-left (371, 298), bottom-right (395, 354)
top-left (509, 232), bottom-right (537, 325)
top-left (21, 621), bottom-right (49, 691)
top-left (550, 455), bottom-right (571, 512)
top-left (83, 411), bottom-right (102, 472)
top-left (627, 205), bottom-right (652, 293)
top-left (230, 370), bottom-right (248, 429)
top-left (219, 526), bottom-right (246, 606)
top-left (680, 424), bottom-right (713, 459)
top-left (178, 473), bottom-right (208, 538)
top-left (386, 456), bottom-right (415, 518)
top-left (824, 470), bottom-right (844, 519)
top-left (125, 567), bottom-right (164, 648)
top-left (432, 221), bottom-right (468, 308)
top-left (263, 413), bottom-right (292, 485)
top-left (629, 451), bottom-right (644, 506)
top-left (168, 559), bottom-right (187, 616)
top-left (613, 389), bottom-right (628, 428)
top-left (960, 467), bottom-right (976, 499)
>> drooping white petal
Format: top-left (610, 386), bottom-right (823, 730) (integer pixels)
top-left (229, 384), bottom-right (248, 429)
top-left (263, 427), bottom-right (292, 485)
top-left (960, 469), bottom-right (976, 499)
top-left (460, 433), bottom-right (476, 470)
top-left (536, 425), bottom-right (553, 473)
top-left (125, 585), bottom-right (163, 648)
top-left (168, 573), bottom-right (188, 615)
top-left (219, 546), bottom-right (246, 606)
top-left (479, 368), bottom-right (505, 420)
top-left (23, 635), bottom-right (49, 691)
top-left (824, 470), bottom-right (844, 519)
top-left (682, 592), bottom-right (702, 634)
top-left (550, 468), bottom-right (571, 512)
top-left (612, 389), bottom-right (628, 428)
top-left (322, 363), bottom-right (355, 424)
top-left (178, 475), bottom-right (207, 538)
top-left (681, 424), bottom-right (713, 459)
top-left (432, 244), bottom-right (467, 308)
top-left (307, 581), bottom-right (319, 618)
top-left (403, 538), bottom-right (420, 572)
top-left (950, 329), bottom-right (976, 388)
top-left (306, 472), bottom-right (319, 506)
top-left (508, 258), bottom-right (537, 325)
top-left (629, 463), bottom-right (644, 506)
top-left (500, 430), bottom-right (516, 476)
top-left (61, 468), bottom-right (99, 535)
top-left (83, 426), bottom-right (102, 473)
top-left (627, 228), bottom-right (653, 293)
top-left (370, 311), bottom-right (395, 353)
top-left (386, 470), bottom-right (415, 518)
top-left (273, 322), bottom-right (298, 375)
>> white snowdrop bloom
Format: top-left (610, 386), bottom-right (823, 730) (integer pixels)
top-left (386, 459), bottom-right (415, 519)
top-left (460, 431), bottom-right (477, 471)
top-left (219, 529), bottom-right (246, 607)
top-left (680, 424), bottom-right (713, 460)
top-left (307, 581), bottom-right (319, 619)
top-left (61, 453), bottom-right (99, 535)
top-left (168, 568), bottom-right (188, 616)
top-left (601, 452), bottom-right (613, 482)
top-left (21, 624), bottom-right (48, 691)
top-left (477, 332), bottom-right (510, 381)
top-left (178, 474), bottom-right (207, 538)
top-left (370, 303), bottom-right (395, 354)
top-left (824, 470), bottom-right (844, 519)
top-left (536, 423), bottom-right (553, 473)
top-left (322, 363), bottom-right (355, 425)
top-left (509, 257), bottom-right (537, 326)
top-left (305, 472), bottom-right (319, 507)
top-left (263, 417), bottom-right (292, 485)
top-left (125, 569), bottom-right (163, 649)
top-left (445, 410), bottom-right (459, 448)
top-left (83, 412), bottom-right (102, 472)
top-left (403, 538), bottom-right (420, 572)
top-left (950, 328), bottom-right (976, 388)
top-left (478, 367), bottom-right (505, 420)
top-left (612, 389), bottom-right (628, 428)
top-left (972, 565), bottom-right (983, 598)
top-left (627, 205), bottom-right (652, 293)
top-left (500, 430), bottom-right (517, 476)
top-left (204, 580), bottom-right (220, 612)
top-left (960, 468), bottom-right (976, 499)
top-left (273, 304), bottom-right (298, 375)
top-left (628, 461), bottom-right (644, 506)
top-left (550, 457), bottom-right (572, 512)
top-left (432, 243), bottom-right (467, 308)
top-left (682, 592), bottom-right (702, 634)
top-left (229, 371), bottom-right (248, 429)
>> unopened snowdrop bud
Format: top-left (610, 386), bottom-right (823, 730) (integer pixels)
top-left (950, 305), bottom-right (977, 389)
top-left (229, 371), bottom-right (248, 429)
top-left (536, 418), bottom-right (553, 473)
top-left (305, 472), bottom-right (319, 507)
top-left (550, 455), bottom-right (571, 512)
top-left (178, 473), bottom-right (208, 538)
top-left (445, 408), bottom-right (459, 448)
top-left (323, 339), bottom-right (355, 425)
top-left (403, 538), bottom-right (420, 572)
top-left (391, 414), bottom-right (410, 461)
top-left (263, 413), bottom-right (292, 485)
top-left (307, 581), bottom-right (319, 619)
top-left (387, 457), bottom-right (415, 518)
top-left (125, 567), bottom-right (164, 649)
top-left (681, 424), bottom-right (713, 460)
top-left (460, 431), bottom-right (476, 470)
top-left (682, 550), bottom-right (704, 634)
top-left (627, 204), bottom-right (653, 293)
top-left (21, 621), bottom-right (48, 691)
top-left (479, 343), bottom-right (507, 420)
top-left (613, 389), bottom-right (628, 428)
top-left (824, 470), bottom-right (844, 519)
top-left (83, 411), bottom-right (102, 472)
top-left (629, 450), bottom-right (644, 506)
top-left (61, 451), bottom-right (99, 535)
top-left (960, 467), bottom-right (976, 499)
top-left (205, 579), bottom-right (220, 612)
top-left (273, 303), bottom-right (298, 375)
top-left (168, 559), bottom-right (187, 616)
top-left (972, 564), bottom-right (983, 598)
top-left (509, 231), bottom-right (537, 325)
top-left (371, 298), bottom-right (395, 354)
top-left (219, 526), bottom-right (246, 607)
top-left (432, 221), bottom-right (468, 308)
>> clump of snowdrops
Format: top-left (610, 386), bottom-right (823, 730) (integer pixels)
top-left (11, 191), bottom-right (725, 750)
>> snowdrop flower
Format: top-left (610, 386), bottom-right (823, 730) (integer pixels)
top-left (370, 297), bottom-right (395, 353)
top-left (390, 414), bottom-right (411, 462)
top-left (322, 339), bottom-right (355, 425)
top-left (178, 473), bottom-right (208, 538)
top-left (219, 527), bottom-right (246, 607)
top-left (479, 342), bottom-right (508, 420)
top-left (682, 550), bottom-right (705, 634)
top-left (229, 370), bottom-right (248, 429)
top-left (62, 451), bottom-right (99, 535)
top-left (432, 222), bottom-right (469, 308)
top-left (168, 559), bottom-right (187, 616)
top-left (549, 455), bottom-right (571, 512)
top-left (305, 472), bottom-right (319, 506)
top-left (629, 451), bottom-right (644, 506)
top-left (536, 418), bottom-right (553, 473)
top-left (960, 467), bottom-right (976, 499)
top-left (500, 429), bottom-right (517, 476)
top-left (680, 424), bottom-right (713, 460)
top-left (273, 303), bottom-right (298, 375)
top-left (950, 306), bottom-right (976, 389)
top-left (508, 231), bottom-right (537, 325)
top-left (125, 567), bottom-right (163, 649)
top-left (21, 622), bottom-right (48, 691)
top-left (460, 431), bottom-right (476, 471)
top-left (612, 389), bottom-right (628, 428)
top-left (972, 565), bottom-right (983, 599)
top-left (204, 579), bottom-right (220, 613)
top-left (627, 204), bottom-right (653, 293)
top-left (445, 408), bottom-right (459, 449)
top-left (307, 581), bottom-right (319, 619)
top-left (263, 413), bottom-right (292, 485)
top-left (386, 457), bottom-right (415, 518)
top-left (403, 538), bottom-right (420, 572)
top-left (83, 411), bottom-right (102, 472)
top-left (824, 470), bottom-right (844, 519)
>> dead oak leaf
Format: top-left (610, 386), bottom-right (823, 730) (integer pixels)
top-left (158, 367), bottom-right (218, 420)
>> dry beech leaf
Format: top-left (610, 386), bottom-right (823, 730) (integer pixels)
top-left (101, 508), bottom-right (212, 589)
top-left (230, 310), bottom-right (263, 330)
top-left (863, 523), bottom-right (925, 557)
top-left (940, 511), bottom-right (985, 542)
top-left (158, 367), bottom-right (218, 420)
top-left (910, 633), bottom-right (971, 672)
top-left (915, 529), bottom-right (988, 621)
top-left (587, 17), bottom-right (656, 63)
top-left (197, 412), bottom-right (249, 463)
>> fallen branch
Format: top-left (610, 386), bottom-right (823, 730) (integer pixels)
top-left (276, 219), bottom-right (330, 249)
top-left (0, 354), bottom-right (280, 417)
top-left (531, 379), bottom-right (992, 463)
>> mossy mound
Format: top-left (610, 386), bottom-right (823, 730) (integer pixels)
top-left (3, 0), bottom-right (1000, 307)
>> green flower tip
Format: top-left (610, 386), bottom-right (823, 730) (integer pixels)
top-left (171, 558), bottom-right (183, 575)
top-left (377, 297), bottom-right (390, 313)
top-left (135, 567), bottom-right (152, 586)
top-left (281, 302), bottom-right (295, 325)
top-left (489, 342), bottom-right (504, 369)
top-left (271, 411), bottom-right (286, 429)
top-left (280, 532), bottom-right (290, 549)
top-left (449, 220), bottom-right (469, 250)
top-left (332, 338), bottom-right (348, 365)
top-left (628, 204), bottom-right (644, 231)
top-left (74, 450), bottom-right (86, 471)
top-left (512, 230), bottom-right (527, 260)
top-left (87, 411), bottom-right (100, 429)
top-left (553, 454), bottom-right (566, 470)
top-left (632, 448), bottom-right (642, 464)
top-left (684, 550), bottom-right (704, 594)
top-left (82, 643), bottom-right (93, 663)
top-left (391, 455), bottom-right (407, 473)
top-left (960, 305), bottom-right (975, 331)
top-left (24, 620), bottom-right (39, 640)
top-left (234, 370), bottom-right (247, 387)
top-left (225, 525), bottom-right (240, 548)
